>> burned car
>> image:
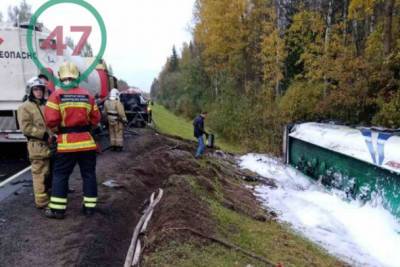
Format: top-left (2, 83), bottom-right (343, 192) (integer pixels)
top-left (119, 88), bottom-right (149, 127)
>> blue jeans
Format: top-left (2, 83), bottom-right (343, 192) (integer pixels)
top-left (196, 136), bottom-right (205, 158)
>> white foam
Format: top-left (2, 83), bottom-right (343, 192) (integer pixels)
top-left (240, 154), bottom-right (400, 267)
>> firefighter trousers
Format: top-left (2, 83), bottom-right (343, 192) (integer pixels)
top-left (31, 159), bottom-right (50, 208)
top-left (109, 122), bottom-right (124, 147)
top-left (48, 151), bottom-right (97, 213)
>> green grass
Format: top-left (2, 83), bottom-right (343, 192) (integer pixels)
top-left (152, 104), bottom-right (245, 154)
top-left (152, 104), bottom-right (195, 141)
top-left (210, 201), bottom-right (345, 267)
top-left (144, 242), bottom-right (262, 267)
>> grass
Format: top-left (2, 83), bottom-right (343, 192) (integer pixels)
top-left (210, 201), bottom-right (344, 267)
top-left (152, 104), bottom-right (245, 154)
top-left (144, 242), bottom-right (261, 267)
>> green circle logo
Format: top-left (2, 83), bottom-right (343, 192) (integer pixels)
top-left (27, 0), bottom-right (107, 90)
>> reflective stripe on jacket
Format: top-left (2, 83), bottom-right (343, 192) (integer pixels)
top-left (44, 87), bottom-right (101, 153)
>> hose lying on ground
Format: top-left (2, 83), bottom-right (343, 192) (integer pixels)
top-left (124, 188), bottom-right (164, 267)
top-left (124, 189), bottom-right (278, 266)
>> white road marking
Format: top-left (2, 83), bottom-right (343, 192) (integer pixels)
top-left (0, 166), bottom-right (31, 188)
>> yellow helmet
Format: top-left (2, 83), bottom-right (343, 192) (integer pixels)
top-left (58, 62), bottom-right (80, 80)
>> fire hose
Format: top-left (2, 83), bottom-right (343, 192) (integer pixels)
top-left (124, 188), bottom-right (164, 267)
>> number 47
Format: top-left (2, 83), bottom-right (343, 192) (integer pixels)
top-left (40, 26), bottom-right (92, 56)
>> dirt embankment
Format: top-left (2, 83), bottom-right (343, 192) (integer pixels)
top-left (140, 147), bottom-right (348, 267)
top-left (0, 129), bottom-right (347, 267)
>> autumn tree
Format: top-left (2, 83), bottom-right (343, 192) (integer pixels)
top-left (7, 0), bottom-right (32, 24)
top-left (153, 0), bottom-right (400, 154)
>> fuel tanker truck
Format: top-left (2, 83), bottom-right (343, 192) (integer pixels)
top-left (284, 122), bottom-right (400, 218)
top-left (0, 22), bottom-right (116, 142)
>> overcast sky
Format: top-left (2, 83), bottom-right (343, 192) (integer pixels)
top-left (0, 0), bottom-right (196, 92)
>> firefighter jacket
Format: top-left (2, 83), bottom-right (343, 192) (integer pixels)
top-left (17, 99), bottom-right (51, 159)
top-left (44, 87), bottom-right (101, 153)
top-left (104, 99), bottom-right (127, 125)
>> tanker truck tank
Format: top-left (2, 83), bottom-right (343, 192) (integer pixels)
top-left (0, 22), bottom-right (113, 142)
top-left (285, 122), bottom-right (400, 218)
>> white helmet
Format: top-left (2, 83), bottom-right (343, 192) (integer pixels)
top-left (26, 76), bottom-right (46, 95)
top-left (109, 88), bottom-right (120, 100)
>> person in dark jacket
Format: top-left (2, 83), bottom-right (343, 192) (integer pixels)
top-left (193, 111), bottom-right (208, 158)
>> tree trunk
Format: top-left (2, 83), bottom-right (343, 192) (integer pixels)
top-left (275, 54), bottom-right (280, 97)
top-left (324, 0), bottom-right (333, 54)
top-left (383, 0), bottom-right (395, 55)
top-left (323, 0), bottom-right (333, 96)
top-left (343, 0), bottom-right (348, 46)
top-left (352, 20), bottom-right (361, 56)
top-left (370, 7), bottom-right (376, 34)
top-left (214, 79), bottom-right (219, 97)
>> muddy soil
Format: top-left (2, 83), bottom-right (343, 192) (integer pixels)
top-left (140, 148), bottom-right (273, 265)
top-left (0, 129), bottom-right (195, 266)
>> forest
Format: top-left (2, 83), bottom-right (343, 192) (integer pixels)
top-left (153, 0), bottom-right (400, 154)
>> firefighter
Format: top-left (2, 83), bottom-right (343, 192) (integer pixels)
top-left (17, 77), bottom-right (52, 209)
top-left (104, 88), bottom-right (127, 152)
top-left (44, 62), bottom-right (101, 219)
